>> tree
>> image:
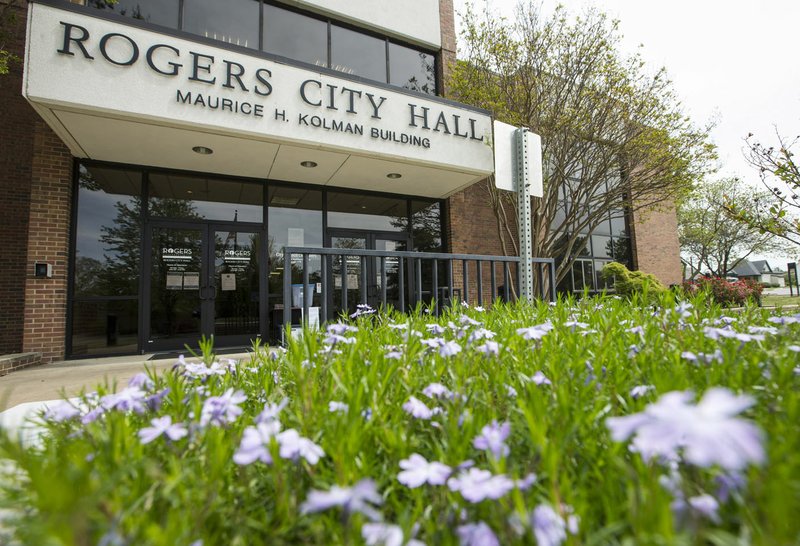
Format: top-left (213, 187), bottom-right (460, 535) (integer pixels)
top-left (0, 0), bottom-right (20, 76)
top-left (678, 178), bottom-right (784, 278)
top-left (447, 2), bottom-right (716, 286)
top-left (725, 131), bottom-right (800, 247)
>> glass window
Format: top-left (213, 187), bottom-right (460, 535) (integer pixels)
top-left (331, 24), bottom-right (386, 82)
top-left (74, 165), bottom-right (142, 297)
top-left (71, 299), bottom-right (139, 356)
top-left (591, 235), bottom-right (612, 259)
top-left (183, 0), bottom-right (260, 49)
top-left (148, 173), bottom-right (264, 223)
top-left (411, 201), bottom-right (442, 252)
top-left (267, 186), bottom-right (323, 341)
top-left (87, 0), bottom-right (179, 28)
top-left (389, 42), bottom-right (436, 95)
top-left (610, 210), bottom-right (628, 237)
top-left (263, 4), bottom-right (328, 67)
top-left (595, 260), bottom-right (613, 290)
top-left (327, 192), bottom-right (407, 232)
top-left (611, 237), bottom-right (632, 268)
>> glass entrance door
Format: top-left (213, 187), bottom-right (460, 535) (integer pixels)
top-left (328, 229), bottom-right (410, 316)
top-left (145, 223), bottom-right (261, 352)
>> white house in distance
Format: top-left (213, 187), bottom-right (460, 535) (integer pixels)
top-left (731, 260), bottom-right (785, 287)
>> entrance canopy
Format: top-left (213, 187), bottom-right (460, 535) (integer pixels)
top-left (23, 1), bottom-right (494, 199)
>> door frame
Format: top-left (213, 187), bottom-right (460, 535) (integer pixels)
top-left (142, 219), bottom-right (266, 353)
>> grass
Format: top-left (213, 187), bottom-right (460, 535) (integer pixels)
top-left (1, 292), bottom-right (799, 545)
top-left (760, 293), bottom-right (800, 308)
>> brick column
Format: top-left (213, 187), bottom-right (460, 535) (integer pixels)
top-left (22, 120), bottom-right (73, 363)
top-left (438, 0), bottom-right (457, 93)
top-left (630, 201), bottom-right (682, 286)
top-left (0, 2), bottom-right (34, 355)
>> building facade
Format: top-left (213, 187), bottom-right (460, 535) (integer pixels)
top-left (0, 0), bottom-right (681, 363)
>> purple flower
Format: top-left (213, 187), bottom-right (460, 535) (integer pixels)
top-left (362, 523), bottom-right (403, 546)
top-left (516, 322), bottom-right (553, 340)
top-left (385, 351), bottom-right (403, 360)
top-left (468, 328), bottom-right (495, 343)
top-left (607, 388), bottom-right (765, 470)
top-left (128, 372), bottom-right (154, 390)
top-left (768, 315), bottom-right (800, 325)
top-left (475, 341), bottom-right (500, 356)
top-left (505, 384), bottom-right (518, 398)
top-left (531, 371), bottom-right (552, 386)
top-left (276, 429), bottom-right (325, 464)
top-left (788, 345), bottom-right (800, 353)
top-left (325, 334), bottom-right (357, 345)
top-left (350, 303), bottom-right (376, 318)
top-left (256, 398), bottom-right (288, 424)
top-left (81, 406), bottom-right (106, 424)
top-left (457, 522), bottom-right (499, 546)
top-left (138, 416), bottom-right (188, 444)
top-left (300, 478), bottom-right (383, 521)
top-left (626, 325), bottom-right (645, 336)
top-left (715, 471), bottom-right (747, 502)
top-left (447, 468), bottom-right (514, 503)
top-left (422, 383), bottom-right (453, 400)
top-left (329, 401), bottom-right (349, 413)
top-left (43, 400), bottom-right (81, 422)
top-left (472, 420), bottom-right (510, 460)
top-left (397, 453), bottom-right (451, 487)
top-left (145, 388), bottom-right (170, 411)
top-left (327, 323), bottom-right (358, 336)
top-left (101, 387), bottom-right (148, 414)
top-left (439, 341), bottom-right (462, 357)
top-left (403, 396), bottom-right (434, 419)
top-left (516, 472), bottom-right (538, 490)
top-left (233, 421), bottom-right (281, 465)
top-left (199, 388), bottom-right (246, 427)
top-left (674, 494), bottom-right (720, 523)
top-left (531, 504), bottom-right (578, 546)
top-left (426, 324), bottom-right (445, 335)
top-left (630, 385), bottom-right (654, 399)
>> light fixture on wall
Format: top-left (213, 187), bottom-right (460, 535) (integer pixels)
top-left (300, 161), bottom-right (318, 168)
top-left (192, 146), bottom-right (214, 155)
top-left (386, 173), bottom-right (402, 179)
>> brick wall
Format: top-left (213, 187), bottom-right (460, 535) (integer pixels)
top-left (630, 201), bottom-right (682, 287)
top-left (0, 2), bottom-right (34, 354)
top-left (21, 120), bottom-right (73, 362)
top-left (438, 0), bottom-right (457, 92)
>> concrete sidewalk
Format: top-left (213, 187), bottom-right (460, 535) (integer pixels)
top-left (0, 351), bottom-right (252, 411)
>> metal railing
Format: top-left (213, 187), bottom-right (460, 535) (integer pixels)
top-left (282, 246), bottom-right (555, 329)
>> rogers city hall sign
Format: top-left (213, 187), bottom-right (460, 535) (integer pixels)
top-left (48, 16), bottom-right (488, 156)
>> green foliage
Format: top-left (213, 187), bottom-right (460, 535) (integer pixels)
top-left (447, 2), bottom-right (716, 285)
top-left (600, 261), bottom-right (666, 299)
top-left (683, 277), bottom-right (764, 307)
top-left (1, 297), bottom-right (799, 545)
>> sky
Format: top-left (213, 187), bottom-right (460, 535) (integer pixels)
top-left (453, 0), bottom-right (800, 263)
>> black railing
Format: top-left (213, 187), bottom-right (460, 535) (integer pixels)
top-left (282, 247), bottom-right (556, 330)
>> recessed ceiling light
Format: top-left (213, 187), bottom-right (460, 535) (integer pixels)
top-left (300, 161), bottom-right (318, 168)
top-left (192, 146), bottom-right (213, 155)
top-left (386, 173), bottom-right (402, 179)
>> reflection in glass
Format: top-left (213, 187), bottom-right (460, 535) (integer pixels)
top-left (594, 260), bottom-right (613, 290)
top-left (149, 173), bottom-right (263, 223)
top-left (410, 201), bottom-right (441, 252)
top-left (183, 0), bottom-right (260, 48)
top-left (214, 230), bottom-right (260, 338)
top-left (610, 210), bottom-right (627, 237)
top-left (87, 0), bottom-right (179, 28)
top-left (149, 227), bottom-right (204, 342)
top-left (74, 165), bottom-right (142, 297)
top-left (331, 235), bottom-right (367, 317)
top-left (267, 186), bottom-right (322, 341)
top-left (263, 4), bottom-right (328, 66)
top-left (331, 25), bottom-right (386, 81)
top-left (328, 192), bottom-right (406, 232)
top-left (389, 42), bottom-right (436, 94)
top-left (592, 235), bottom-right (612, 259)
top-left (71, 299), bottom-right (138, 356)
top-left (611, 237), bottom-right (632, 268)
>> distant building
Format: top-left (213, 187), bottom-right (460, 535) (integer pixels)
top-left (730, 260), bottom-right (785, 287)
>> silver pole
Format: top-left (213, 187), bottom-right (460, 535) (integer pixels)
top-left (515, 127), bottom-right (533, 302)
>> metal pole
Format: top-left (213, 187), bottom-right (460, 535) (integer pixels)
top-left (515, 127), bottom-right (533, 302)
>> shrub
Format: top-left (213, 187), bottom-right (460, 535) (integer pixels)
top-left (599, 261), bottom-right (667, 299)
top-left (683, 276), bottom-right (764, 307)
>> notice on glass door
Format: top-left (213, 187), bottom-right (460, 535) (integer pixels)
top-left (166, 274), bottom-right (182, 290)
top-left (183, 272), bottom-right (200, 289)
top-left (221, 273), bottom-right (236, 291)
